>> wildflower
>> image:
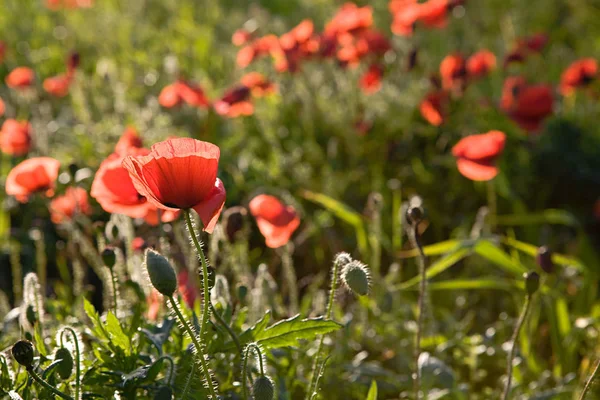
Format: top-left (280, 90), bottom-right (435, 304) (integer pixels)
top-left (158, 80), bottom-right (210, 108)
top-left (451, 130), bottom-right (506, 181)
top-left (440, 53), bottom-right (467, 90)
top-left (389, 0), bottom-right (420, 36)
top-left (467, 49), bottom-right (496, 79)
top-left (144, 249), bottom-right (177, 297)
top-left (122, 138), bottom-right (226, 233)
top-left (6, 67), bottom-right (34, 89)
top-left (177, 269), bottom-right (198, 309)
top-left (240, 73), bottom-right (276, 97)
top-left (504, 33), bottom-right (548, 68)
top-left (249, 194), bottom-right (300, 248)
top-left (359, 64), bottom-right (384, 94)
top-left (114, 127), bottom-right (143, 156)
top-left (49, 187), bottom-right (92, 224)
top-left (500, 76), bottom-right (553, 133)
top-left (536, 246), bottom-right (554, 274)
top-left (43, 73), bottom-right (72, 97)
top-left (419, 90), bottom-right (447, 126)
top-left (559, 58), bottom-right (597, 96)
top-left (0, 97), bottom-right (4, 117)
top-left (6, 157), bottom-right (60, 202)
top-left (232, 29), bottom-right (253, 46)
top-left (146, 289), bottom-right (161, 321)
top-left (419, 0), bottom-right (450, 29)
top-left (0, 41), bottom-right (5, 63)
top-left (214, 85), bottom-right (253, 117)
top-left (341, 260), bottom-right (371, 296)
top-left (0, 119), bottom-right (32, 156)
top-left (12, 340), bottom-right (34, 368)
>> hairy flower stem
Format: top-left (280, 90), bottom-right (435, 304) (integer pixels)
top-left (183, 210), bottom-right (219, 398)
top-left (579, 358), bottom-right (600, 400)
top-left (61, 327), bottom-right (81, 400)
top-left (281, 243), bottom-right (299, 315)
top-left (501, 294), bottom-right (532, 400)
top-left (27, 366), bottom-right (73, 400)
top-left (168, 296), bottom-right (216, 399)
top-left (242, 343), bottom-right (265, 400)
top-left (307, 257), bottom-right (342, 399)
top-left (409, 223), bottom-right (427, 400)
top-left (109, 269), bottom-right (118, 317)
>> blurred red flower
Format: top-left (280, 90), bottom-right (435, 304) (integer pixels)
top-left (452, 130), bottom-right (506, 181)
top-left (6, 67), bottom-right (34, 89)
top-left (420, 91), bottom-right (447, 126)
top-left (177, 269), bottom-right (198, 309)
top-left (46, 0), bottom-right (93, 9)
top-left (214, 85), bottom-right (253, 117)
top-left (132, 237), bottom-right (147, 252)
top-left (6, 157), bottom-right (60, 202)
top-left (559, 58), bottom-right (597, 96)
top-left (146, 289), bottom-right (161, 321)
top-left (440, 53), bottom-right (467, 90)
top-left (389, 0), bottom-right (420, 36)
top-left (466, 50), bottom-right (496, 79)
top-left (325, 3), bottom-right (373, 38)
top-left (232, 29), bottom-right (253, 46)
top-left (49, 187), bottom-right (92, 224)
top-left (67, 52), bottom-right (80, 71)
top-left (0, 97), bottom-right (4, 117)
top-left (236, 34), bottom-right (279, 68)
top-left (240, 73), bottom-right (276, 97)
top-left (43, 73), bottom-right (72, 97)
top-left (501, 76), bottom-right (554, 133)
top-left (0, 119), bottom-right (32, 156)
top-left (359, 64), bottom-right (384, 94)
top-left (249, 194), bottom-right (300, 248)
top-left (419, 0), bottom-right (449, 29)
top-left (504, 33), bottom-right (547, 68)
top-left (0, 41), bottom-right (6, 64)
top-left (142, 208), bottom-right (180, 226)
top-left (122, 138), bottom-right (226, 233)
top-left (115, 127), bottom-right (143, 156)
top-left (158, 80), bottom-right (210, 109)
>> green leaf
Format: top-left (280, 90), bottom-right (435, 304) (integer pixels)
top-left (301, 190), bottom-right (369, 256)
top-left (501, 237), bottom-right (586, 271)
top-left (396, 247), bottom-right (471, 290)
top-left (84, 298), bottom-right (110, 341)
top-left (424, 279), bottom-right (519, 291)
top-left (495, 209), bottom-right (580, 227)
top-left (366, 380), bottom-right (378, 400)
top-left (215, 311), bottom-right (271, 352)
top-left (473, 240), bottom-right (527, 276)
top-left (105, 312), bottom-right (131, 355)
top-left (254, 315), bottom-right (342, 349)
top-left (397, 239), bottom-right (472, 258)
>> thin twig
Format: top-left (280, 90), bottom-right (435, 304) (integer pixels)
top-left (409, 223), bottom-right (427, 400)
top-left (579, 358), bottom-right (600, 400)
top-left (501, 295), bottom-right (532, 400)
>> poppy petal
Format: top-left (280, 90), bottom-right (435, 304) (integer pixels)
top-left (192, 178), bottom-right (226, 233)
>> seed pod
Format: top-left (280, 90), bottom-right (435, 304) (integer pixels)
top-left (145, 249), bottom-right (177, 297)
top-left (12, 340), bottom-right (34, 368)
top-left (102, 247), bottom-right (117, 269)
top-left (252, 375), bottom-right (275, 400)
top-left (524, 271), bottom-right (540, 295)
top-left (341, 261), bottom-right (371, 296)
top-left (55, 347), bottom-right (74, 379)
top-left (536, 246), bottom-right (554, 274)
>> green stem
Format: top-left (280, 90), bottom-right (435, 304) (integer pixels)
top-left (27, 366), bottom-right (74, 400)
top-left (487, 179), bottom-right (497, 231)
top-left (579, 358), bottom-right (600, 400)
top-left (307, 256), bottom-right (342, 400)
top-left (281, 243), bottom-right (299, 315)
top-left (168, 297), bottom-right (216, 399)
top-left (155, 355), bottom-right (175, 386)
top-left (210, 303), bottom-right (242, 356)
top-left (242, 343), bottom-right (265, 400)
top-left (409, 223), bottom-right (427, 400)
top-left (61, 328), bottom-right (81, 400)
top-left (109, 269), bottom-right (118, 317)
top-left (502, 295), bottom-right (532, 400)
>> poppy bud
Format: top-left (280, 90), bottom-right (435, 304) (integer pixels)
top-left (406, 206), bottom-right (424, 226)
top-left (237, 284), bottom-right (248, 302)
top-left (224, 206), bottom-right (247, 242)
top-left (524, 271), bottom-right (540, 296)
top-left (341, 261), bottom-right (371, 296)
top-left (536, 246), bottom-right (553, 274)
top-left (68, 52), bottom-right (80, 70)
top-left (153, 386), bottom-right (173, 400)
top-left (334, 252), bottom-right (353, 268)
top-left (144, 249), bottom-right (177, 297)
top-left (102, 247), bottom-right (117, 269)
top-left (252, 375), bottom-right (275, 400)
top-left (12, 340), bottom-right (34, 368)
top-left (55, 347), bottom-right (74, 379)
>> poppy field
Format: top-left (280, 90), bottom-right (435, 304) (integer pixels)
top-left (1, 0), bottom-right (600, 399)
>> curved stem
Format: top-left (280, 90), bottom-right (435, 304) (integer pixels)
top-left (409, 223), bottom-right (427, 400)
top-left (168, 296), bottom-right (217, 399)
top-left (155, 355), bottom-right (175, 386)
top-left (242, 343), bottom-right (265, 400)
top-left (61, 327), bottom-right (81, 400)
top-left (501, 295), bottom-right (532, 400)
top-left (307, 256), bottom-right (342, 399)
top-left (579, 358), bottom-right (600, 400)
top-left (210, 303), bottom-right (242, 356)
top-left (27, 366), bottom-right (74, 400)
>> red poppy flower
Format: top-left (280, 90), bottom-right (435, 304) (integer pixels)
top-left (132, 237), bottom-right (147, 252)
top-left (49, 187), bottom-right (92, 224)
top-left (6, 67), bottom-right (34, 89)
top-left (501, 76), bottom-right (554, 133)
top-left (359, 64), bottom-right (384, 94)
top-left (115, 127), bottom-right (143, 156)
top-left (504, 33), bottom-right (547, 68)
top-left (142, 208), bottom-right (181, 226)
top-left (419, 0), bottom-right (449, 29)
top-left (420, 91), bottom-right (447, 126)
top-left (232, 29), bottom-right (253, 46)
top-left (467, 50), bottom-right (496, 79)
top-left (158, 84), bottom-right (181, 108)
top-left (0, 97), bottom-right (4, 117)
top-left (389, 0), bottom-right (420, 36)
top-left (46, 0), bottom-right (93, 9)
top-left (6, 157), bottom-right (60, 202)
top-left (521, 33), bottom-right (548, 53)
top-left (122, 138), bottom-right (226, 233)
top-left (177, 269), bottom-right (198, 309)
top-left (158, 80), bottom-right (210, 109)
top-left (214, 85), bottom-right (253, 117)
top-left (240, 73), bottom-right (276, 97)
top-left (440, 53), bottom-right (467, 90)
top-left (452, 130), bottom-right (506, 181)
top-left (0, 119), bottom-right (32, 156)
top-left (280, 20), bottom-right (314, 50)
top-left (67, 52), bottom-right (80, 71)
top-left (559, 58), bottom-right (597, 96)
top-left (43, 74), bottom-right (72, 97)
top-left (0, 41), bottom-right (6, 64)
top-left (146, 289), bottom-right (161, 321)
top-left (325, 3), bottom-right (373, 37)
top-left (249, 194), bottom-right (300, 248)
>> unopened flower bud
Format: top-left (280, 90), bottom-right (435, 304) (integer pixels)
top-left (341, 261), bottom-right (371, 296)
top-left (406, 206), bottom-right (424, 226)
top-left (252, 375), bottom-right (275, 400)
top-left (237, 284), bottom-right (248, 302)
top-left (524, 271), bottom-right (540, 296)
top-left (12, 340), bottom-right (34, 368)
top-left (536, 246), bottom-right (554, 274)
top-left (145, 249), bottom-right (177, 297)
top-left (102, 247), bottom-right (117, 269)
top-left (334, 252), bottom-right (353, 268)
top-left (55, 347), bottom-right (74, 379)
